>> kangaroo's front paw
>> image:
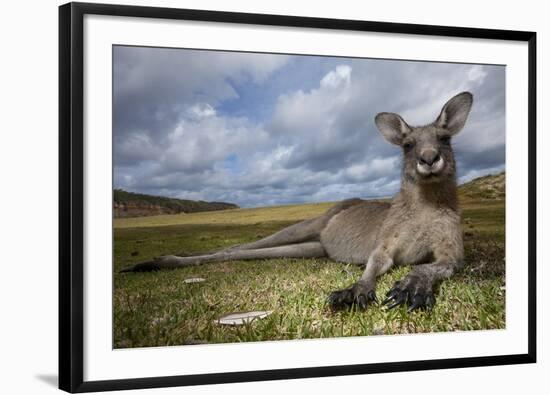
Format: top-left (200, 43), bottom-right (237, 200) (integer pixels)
top-left (382, 275), bottom-right (436, 312)
top-left (327, 281), bottom-right (377, 310)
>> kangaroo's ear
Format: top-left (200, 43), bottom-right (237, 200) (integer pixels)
top-left (375, 112), bottom-right (412, 146)
top-left (435, 91), bottom-right (473, 135)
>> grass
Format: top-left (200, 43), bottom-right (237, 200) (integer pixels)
top-left (113, 197), bottom-right (505, 348)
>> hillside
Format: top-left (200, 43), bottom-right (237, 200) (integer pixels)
top-left (113, 189), bottom-right (239, 218)
top-left (458, 172), bottom-right (505, 200)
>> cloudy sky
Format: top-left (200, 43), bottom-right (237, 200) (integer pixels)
top-left (113, 46), bottom-right (505, 207)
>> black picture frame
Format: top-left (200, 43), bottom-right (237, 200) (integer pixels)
top-left (59, 2), bottom-right (537, 393)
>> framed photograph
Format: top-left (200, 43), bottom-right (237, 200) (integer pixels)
top-left (59, 2), bottom-right (536, 393)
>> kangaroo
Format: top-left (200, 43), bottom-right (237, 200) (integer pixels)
top-left (121, 91), bottom-right (473, 312)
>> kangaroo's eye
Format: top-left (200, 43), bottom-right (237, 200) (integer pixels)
top-left (439, 135), bottom-right (451, 144)
top-left (403, 141), bottom-right (414, 151)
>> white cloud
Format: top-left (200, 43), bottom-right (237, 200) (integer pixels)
top-left (272, 64), bottom-right (353, 136)
top-left (320, 65), bottom-right (352, 88)
top-left (115, 131), bottom-right (161, 165)
top-left (187, 103), bottom-right (216, 119)
top-left (345, 156), bottom-right (400, 182)
top-left (467, 65), bottom-right (489, 83)
top-left (161, 113), bottom-right (269, 174)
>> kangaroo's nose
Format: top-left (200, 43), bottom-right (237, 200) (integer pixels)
top-left (419, 150), bottom-right (440, 166)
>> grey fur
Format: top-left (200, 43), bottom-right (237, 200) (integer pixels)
top-left (123, 92), bottom-right (474, 312)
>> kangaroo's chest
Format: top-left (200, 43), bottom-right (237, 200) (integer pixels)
top-left (392, 226), bottom-right (434, 265)
top-left (387, 209), bottom-right (457, 265)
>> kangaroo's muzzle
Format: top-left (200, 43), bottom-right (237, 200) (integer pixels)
top-left (416, 156), bottom-right (445, 176)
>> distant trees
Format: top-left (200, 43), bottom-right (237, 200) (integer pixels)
top-left (113, 189), bottom-right (239, 218)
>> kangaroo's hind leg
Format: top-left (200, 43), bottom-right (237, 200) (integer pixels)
top-left (226, 198), bottom-right (364, 252)
top-left (225, 217), bottom-right (325, 252)
top-left (120, 242), bottom-right (326, 272)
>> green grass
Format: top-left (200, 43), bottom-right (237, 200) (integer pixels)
top-left (114, 198), bottom-right (505, 348)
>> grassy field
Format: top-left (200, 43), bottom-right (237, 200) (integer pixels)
top-left (113, 196), bottom-right (505, 348)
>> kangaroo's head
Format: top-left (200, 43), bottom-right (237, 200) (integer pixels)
top-left (375, 92), bottom-right (473, 185)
